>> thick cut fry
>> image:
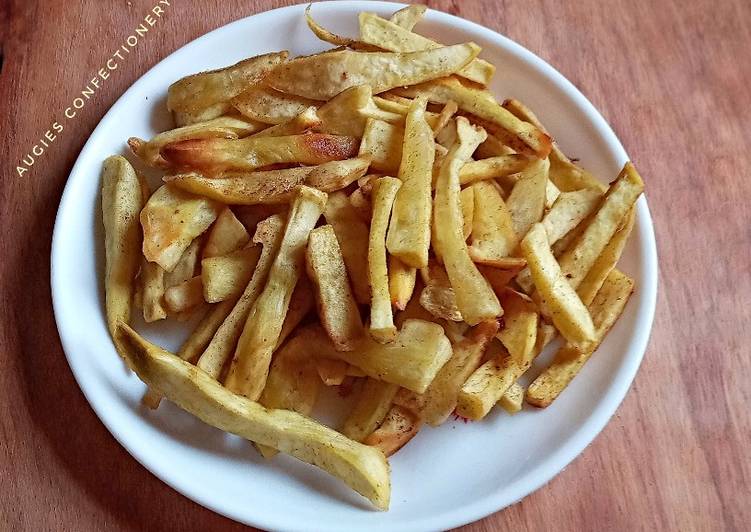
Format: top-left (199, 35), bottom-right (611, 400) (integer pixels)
top-left (166, 157), bottom-right (370, 205)
top-left (501, 98), bottom-right (606, 192)
top-left (578, 208), bottom-right (635, 306)
top-left (497, 289), bottom-right (539, 365)
top-left (161, 134), bottom-right (359, 174)
top-left (317, 85), bottom-right (401, 137)
top-left (358, 12), bottom-right (495, 85)
top-left (358, 118), bottom-right (403, 174)
top-left (225, 187), bottom-right (327, 400)
top-left (203, 208), bottom-right (249, 258)
top-left (201, 247), bottom-right (261, 303)
top-left (527, 269), bottom-right (634, 407)
top-left (397, 319), bottom-right (498, 425)
top-left (265, 44), bottom-right (480, 101)
top-left (389, 4), bottom-right (426, 30)
top-left (458, 155), bottom-right (531, 186)
top-left (276, 277), bottom-right (315, 350)
top-left (542, 188), bottom-right (603, 245)
top-left (164, 238), bottom-right (202, 288)
top-left (433, 117), bottom-right (501, 324)
top-left (456, 352), bottom-right (520, 420)
top-left (460, 186), bottom-right (475, 240)
top-left (257, 330), bottom-right (323, 458)
top-left (306, 225), bottom-right (364, 351)
top-left (304, 320), bottom-right (451, 394)
top-left (140, 184), bottom-right (220, 271)
top-left (129, 116), bottom-right (265, 167)
top-left (341, 379), bottom-right (399, 442)
top-left (386, 96), bottom-right (434, 268)
top-left (167, 52), bottom-right (288, 122)
top-left (249, 106), bottom-right (320, 138)
top-left (520, 223), bottom-right (595, 346)
top-left (419, 259), bottom-right (462, 321)
top-left (363, 405), bottom-right (421, 457)
top-left (140, 259), bottom-right (167, 322)
top-left (557, 163), bottom-right (644, 288)
top-left (506, 157), bottom-right (550, 239)
top-left (232, 84), bottom-right (320, 124)
top-left (467, 180), bottom-right (520, 266)
top-left (101, 156), bottom-right (143, 339)
top-left (388, 256), bottom-right (416, 311)
top-left (498, 382), bottom-right (524, 414)
top-left (323, 192), bottom-right (371, 304)
top-left (395, 78), bottom-right (551, 157)
top-left (115, 324), bottom-right (390, 510)
top-left (368, 177), bottom-right (402, 342)
top-left (164, 276), bottom-right (204, 314)
top-left (197, 215), bottom-right (285, 379)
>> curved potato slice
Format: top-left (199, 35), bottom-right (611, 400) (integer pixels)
top-left (115, 323), bottom-right (390, 510)
top-left (390, 4), bottom-right (427, 30)
top-left (265, 43), bottom-right (480, 101)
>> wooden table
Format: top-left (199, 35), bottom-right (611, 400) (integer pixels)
top-left (1, 1), bottom-right (749, 530)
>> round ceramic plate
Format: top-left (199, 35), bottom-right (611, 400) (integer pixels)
top-left (51, 2), bottom-right (658, 531)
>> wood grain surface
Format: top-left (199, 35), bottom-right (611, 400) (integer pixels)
top-left (1, 1), bottom-right (749, 530)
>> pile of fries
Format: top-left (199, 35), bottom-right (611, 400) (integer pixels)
top-left (100, 5), bottom-right (644, 510)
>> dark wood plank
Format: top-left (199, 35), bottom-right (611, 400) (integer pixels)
top-left (1, 1), bottom-right (749, 530)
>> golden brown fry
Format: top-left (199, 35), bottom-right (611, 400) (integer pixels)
top-left (557, 163), bottom-right (644, 289)
top-left (318, 85), bottom-right (401, 137)
top-left (419, 259), bottom-right (462, 322)
top-left (458, 154), bottom-right (531, 186)
top-left (115, 323), bottom-right (391, 510)
top-left (201, 247), bottom-right (261, 303)
top-left (161, 134), bottom-right (359, 174)
top-left (388, 256), bottom-right (416, 311)
top-left (197, 214), bottom-right (285, 379)
top-left (520, 223), bottom-right (595, 346)
top-left (363, 405), bottom-right (421, 457)
top-left (395, 78), bottom-right (551, 157)
top-left (129, 116), bottom-right (265, 167)
top-left (358, 118), bottom-right (403, 174)
top-left (541, 188), bottom-right (603, 245)
top-left (432, 100), bottom-right (458, 137)
top-left (467, 180), bottom-right (520, 267)
top-left (498, 382), bottom-right (524, 414)
top-left (168, 52), bottom-right (287, 123)
top-left (202, 208), bottom-right (250, 258)
top-left (323, 191), bottom-right (371, 304)
top-left (225, 187), bottom-right (327, 400)
top-left (368, 177), bottom-right (402, 342)
top-left (140, 184), bottom-right (221, 271)
top-left (140, 259), bottom-right (167, 322)
top-left (164, 276), bottom-right (204, 314)
top-left (545, 179), bottom-right (561, 209)
top-left (249, 106), bottom-right (321, 138)
top-left (276, 277), bottom-right (315, 350)
top-left (460, 186), bottom-right (475, 241)
top-left (497, 288), bottom-right (539, 365)
top-left (266, 44), bottom-right (480, 101)
top-left (433, 117), bottom-right (501, 324)
top-left (232, 84), bottom-right (320, 124)
top-left (506, 157), bottom-right (550, 239)
top-left (386, 96), bottom-right (434, 268)
top-left (304, 4), bottom-right (374, 49)
top-left (164, 237), bottom-right (203, 288)
top-left (306, 225), bottom-right (364, 351)
top-left (101, 156), bottom-right (143, 339)
top-left (526, 269), bottom-right (634, 407)
top-left (389, 4), bottom-right (426, 30)
top-left (341, 379), bottom-right (400, 442)
top-left (358, 12), bottom-right (495, 85)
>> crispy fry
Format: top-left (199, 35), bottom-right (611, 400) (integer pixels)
top-left (164, 276), bottom-right (204, 314)
top-left (527, 269), bottom-right (634, 407)
top-left (497, 289), bottom-right (539, 365)
top-left (116, 323), bottom-right (390, 510)
top-left (341, 379), bottom-right (400, 442)
top-left (475, 134), bottom-right (515, 159)
top-left (467, 180), bottom-right (520, 267)
top-left (101, 156), bottom-right (143, 339)
top-left (460, 186), bottom-right (475, 241)
top-left (225, 187), bottom-right (327, 400)
top-left (306, 225), bottom-right (364, 350)
top-left (232, 84), bottom-right (320, 124)
top-left (498, 382), bottom-right (524, 414)
top-left (140, 259), bottom-right (167, 322)
top-left (161, 134), bottom-right (359, 174)
top-left (197, 215), bottom-right (285, 379)
top-left (432, 100), bottom-right (458, 137)
top-left (542, 188), bottom-right (603, 245)
top-left (388, 256), bottom-right (416, 311)
top-left (506, 157), bottom-right (550, 239)
top-left (164, 237), bottom-right (202, 288)
top-left (419, 259), bottom-right (462, 322)
top-left (368, 177), bottom-right (402, 342)
top-left (304, 4), bottom-right (374, 50)
top-left (140, 184), bottom-right (221, 271)
top-left (520, 223), bottom-right (595, 346)
top-left (266, 44), bottom-right (480, 101)
top-left (168, 52), bottom-right (288, 122)
top-left (249, 106), bottom-right (320, 138)
top-left (323, 191), bottom-right (371, 304)
top-left (276, 277), bottom-right (315, 349)
top-left (363, 405), bottom-right (421, 457)
top-left (433, 117), bottom-right (501, 324)
top-left (201, 247), bottom-right (261, 303)
top-left (358, 12), bottom-right (494, 85)
top-left (478, 263), bottom-right (525, 296)
top-left (389, 4), bottom-right (426, 30)
top-left (386, 96), bottom-right (434, 268)
top-left (358, 118), bottom-right (403, 174)
top-left (202, 208), bottom-right (249, 258)
top-left (459, 154), bottom-right (531, 186)
top-left (318, 85), bottom-right (401, 137)
top-left (395, 78), bottom-right (551, 157)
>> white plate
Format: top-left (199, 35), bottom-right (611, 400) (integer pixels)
top-left (51, 2), bottom-right (658, 531)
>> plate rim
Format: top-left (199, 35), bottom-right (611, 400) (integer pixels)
top-left (50, 2), bottom-right (658, 531)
